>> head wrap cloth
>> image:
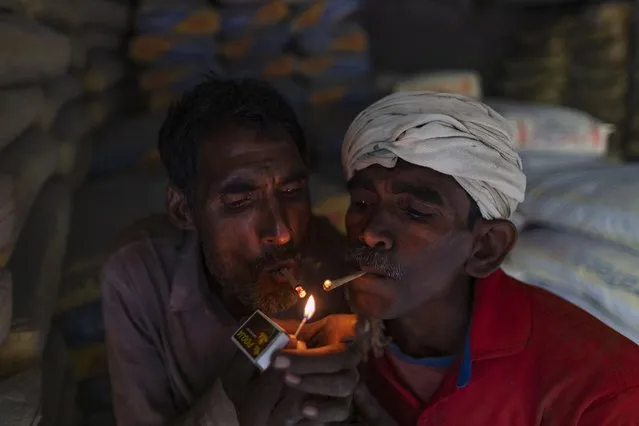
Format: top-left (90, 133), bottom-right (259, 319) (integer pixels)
top-left (342, 91), bottom-right (526, 220)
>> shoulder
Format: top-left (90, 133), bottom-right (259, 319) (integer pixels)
top-left (100, 214), bottom-right (186, 300)
top-left (517, 276), bottom-right (639, 392)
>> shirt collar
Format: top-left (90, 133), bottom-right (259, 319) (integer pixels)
top-left (384, 269), bottom-right (531, 388)
top-left (469, 268), bottom-right (532, 361)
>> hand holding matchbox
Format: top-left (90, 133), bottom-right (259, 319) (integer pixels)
top-left (231, 296), bottom-right (315, 370)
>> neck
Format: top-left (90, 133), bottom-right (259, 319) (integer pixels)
top-left (385, 275), bottom-right (473, 359)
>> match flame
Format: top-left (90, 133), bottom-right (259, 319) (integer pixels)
top-left (303, 295), bottom-right (315, 320)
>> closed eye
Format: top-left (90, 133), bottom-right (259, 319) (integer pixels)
top-left (280, 178), bottom-right (308, 197)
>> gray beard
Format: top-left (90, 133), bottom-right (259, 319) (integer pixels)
top-left (201, 243), bottom-right (297, 316)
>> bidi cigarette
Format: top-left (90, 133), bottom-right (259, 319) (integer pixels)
top-left (322, 271), bottom-right (366, 292)
top-left (281, 268), bottom-right (307, 298)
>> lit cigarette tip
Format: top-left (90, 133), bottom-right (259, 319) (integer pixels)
top-left (322, 271), bottom-right (365, 292)
top-left (295, 286), bottom-right (307, 298)
top-left (282, 268), bottom-right (307, 299)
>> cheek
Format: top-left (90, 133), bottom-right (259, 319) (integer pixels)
top-left (345, 210), bottom-right (365, 243)
top-left (284, 202), bottom-right (311, 244)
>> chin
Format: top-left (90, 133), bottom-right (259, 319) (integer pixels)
top-left (347, 288), bottom-right (393, 319)
top-left (257, 286), bottom-right (298, 315)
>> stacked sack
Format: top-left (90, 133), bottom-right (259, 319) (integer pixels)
top-left (564, 2), bottom-right (631, 156)
top-left (218, 0), bottom-right (293, 85)
top-left (290, 0), bottom-right (375, 110)
top-left (503, 162), bottom-right (639, 346)
top-left (0, 9), bottom-right (84, 425)
top-left (496, 16), bottom-right (569, 105)
top-left (56, 144), bottom-right (168, 424)
top-left (130, 0), bottom-right (221, 111)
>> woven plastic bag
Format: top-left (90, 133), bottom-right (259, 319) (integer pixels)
top-left (0, 129), bottom-right (59, 265)
top-left (0, 87), bottom-right (44, 151)
top-left (84, 53), bottom-right (126, 93)
top-left (486, 99), bottom-right (613, 155)
top-left (519, 164), bottom-right (639, 251)
top-left (0, 15), bottom-right (70, 86)
top-left (0, 178), bottom-right (71, 378)
top-left (0, 367), bottom-right (41, 424)
top-left (39, 75), bottom-right (83, 130)
top-left (503, 228), bottom-right (639, 345)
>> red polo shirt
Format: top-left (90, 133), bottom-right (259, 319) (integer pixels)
top-left (365, 269), bottom-right (639, 426)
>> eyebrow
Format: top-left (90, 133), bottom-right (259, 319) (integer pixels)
top-left (220, 178), bottom-right (257, 195)
top-left (347, 175), bottom-right (375, 191)
top-left (282, 170), bottom-right (308, 184)
top-left (392, 182), bottom-right (444, 205)
top-left (220, 169), bottom-right (308, 194)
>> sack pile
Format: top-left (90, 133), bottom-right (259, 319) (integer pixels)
top-left (494, 2), bottom-right (633, 157)
top-left (129, 0), bottom-right (375, 114)
top-left (55, 168), bottom-right (168, 424)
top-left (564, 2), bottom-right (631, 156)
top-left (131, 0), bottom-right (222, 111)
top-left (505, 163), bottom-right (639, 345)
top-left (496, 16), bottom-right (569, 105)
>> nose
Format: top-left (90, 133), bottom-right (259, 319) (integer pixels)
top-left (261, 203), bottom-right (292, 246)
top-left (360, 210), bottom-right (394, 250)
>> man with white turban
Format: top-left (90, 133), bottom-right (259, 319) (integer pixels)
top-left (334, 92), bottom-right (639, 425)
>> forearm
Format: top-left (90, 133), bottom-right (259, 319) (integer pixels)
top-left (173, 379), bottom-right (240, 426)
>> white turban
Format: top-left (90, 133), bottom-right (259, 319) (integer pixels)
top-left (342, 91), bottom-right (526, 220)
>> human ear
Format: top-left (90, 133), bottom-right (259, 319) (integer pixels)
top-left (465, 219), bottom-right (518, 278)
top-left (166, 185), bottom-right (195, 230)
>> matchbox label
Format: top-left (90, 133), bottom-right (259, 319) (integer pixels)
top-left (232, 311), bottom-right (282, 360)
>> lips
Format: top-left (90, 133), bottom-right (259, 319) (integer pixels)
top-left (264, 260), bottom-right (298, 284)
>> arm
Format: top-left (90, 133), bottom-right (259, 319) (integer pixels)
top-left (101, 266), bottom-right (239, 426)
top-left (578, 388), bottom-right (639, 425)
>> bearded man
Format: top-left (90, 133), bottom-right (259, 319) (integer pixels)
top-left (101, 77), bottom-right (358, 426)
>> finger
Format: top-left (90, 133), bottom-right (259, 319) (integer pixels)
top-left (275, 345), bottom-right (361, 375)
top-left (285, 369), bottom-right (359, 398)
top-left (300, 397), bottom-right (353, 423)
top-left (268, 387), bottom-right (304, 426)
top-left (273, 318), bottom-right (302, 335)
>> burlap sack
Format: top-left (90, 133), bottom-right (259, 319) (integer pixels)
top-left (0, 15), bottom-right (70, 86)
top-left (0, 178), bottom-right (71, 378)
top-left (0, 87), bottom-right (44, 151)
top-left (0, 129), bottom-right (59, 265)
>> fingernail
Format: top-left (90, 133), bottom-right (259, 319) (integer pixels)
top-left (302, 405), bottom-right (318, 418)
top-left (285, 373), bottom-right (301, 385)
top-left (273, 356), bottom-right (290, 369)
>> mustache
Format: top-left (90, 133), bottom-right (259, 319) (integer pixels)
top-left (346, 245), bottom-right (404, 280)
top-left (253, 243), bottom-right (300, 272)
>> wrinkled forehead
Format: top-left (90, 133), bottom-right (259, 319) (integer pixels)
top-left (348, 160), bottom-right (472, 212)
top-left (198, 125), bottom-right (307, 186)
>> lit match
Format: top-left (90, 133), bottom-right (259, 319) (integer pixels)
top-left (281, 269), bottom-right (307, 298)
top-left (323, 271), bottom-right (366, 292)
top-left (293, 295), bottom-right (315, 339)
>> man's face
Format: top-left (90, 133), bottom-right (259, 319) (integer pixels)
top-left (345, 160), bottom-right (476, 319)
top-left (193, 125), bottom-right (310, 315)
